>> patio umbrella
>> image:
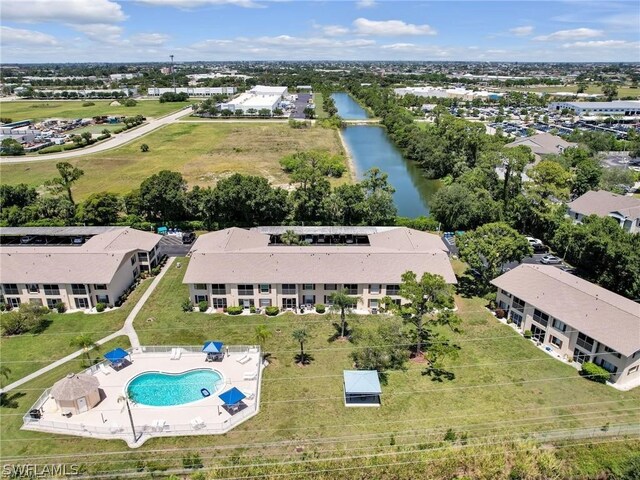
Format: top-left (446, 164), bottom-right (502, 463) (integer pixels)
top-left (202, 341), bottom-right (224, 354)
top-left (218, 387), bottom-right (246, 407)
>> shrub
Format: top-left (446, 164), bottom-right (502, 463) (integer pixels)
top-left (82, 101), bottom-right (95, 107)
top-left (150, 266), bottom-right (161, 276)
top-left (0, 302), bottom-right (6, 312)
top-left (181, 299), bottom-right (194, 313)
top-left (198, 301), bottom-right (208, 312)
top-left (580, 362), bottom-right (611, 384)
top-left (55, 301), bottom-right (66, 313)
top-left (63, 143), bottom-right (81, 151)
top-left (265, 306), bottom-right (279, 316)
top-left (124, 98), bottom-right (137, 107)
top-left (315, 303), bottom-right (326, 314)
top-left (140, 143), bottom-right (149, 153)
top-left (523, 329), bottom-right (532, 339)
top-left (249, 306), bottom-right (256, 314)
top-left (96, 133), bottom-right (110, 141)
top-left (227, 306), bottom-right (243, 315)
top-left (113, 127), bottom-right (125, 134)
top-left (38, 145), bottom-right (64, 154)
top-left (495, 308), bottom-right (506, 319)
top-left (95, 302), bottom-right (106, 313)
top-left (443, 428), bottom-right (456, 442)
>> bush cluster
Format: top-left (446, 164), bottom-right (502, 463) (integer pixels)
top-left (315, 304), bottom-right (326, 314)
top-left (198, 301), bottom-right (208, 312)
top-left (265, 306), bottom-right (280, 316)
top-left (181, 299), bottom-right (194, 312)
top-left (95, 302), bottom-right (106, 313)
top-left (226, 306), bottom-right (243, 315)
top-left (580, 362), bottom-right (611, 384)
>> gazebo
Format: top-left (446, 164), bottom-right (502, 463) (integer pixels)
top-left (51, 373), bottom-right (101, 415)
top-left (343, 370), bottom-right (382, 407)
top-left (218, 387), bottom-right (246, 414)
top-left (202, 341), bottom-right (224, 362)
top-left (104, 348), bottom-right (130, 370)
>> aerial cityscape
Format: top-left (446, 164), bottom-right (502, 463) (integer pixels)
top-left (0, 0), bottom-right (639, 478)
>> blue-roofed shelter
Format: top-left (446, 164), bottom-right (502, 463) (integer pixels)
top-left (218, 387), bottom-right (246, 414)
top-left (104, 348), bottom-right (130, 369)
top-left (202, 341), bottom-right (224, 354)
top-left (343, 370), bottom-right (382, 407)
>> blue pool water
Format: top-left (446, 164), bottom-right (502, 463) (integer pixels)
top-left (127, 369), bottom-right (223, 407)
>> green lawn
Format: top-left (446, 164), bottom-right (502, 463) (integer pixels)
top-left (0, 279), bottom-right (151, 384)
top-left (313, 92), bottom-right (328, 118)
top-left (509, 85), bottom-right (640, 98)
top-left (0, 100), bottom-right (191, 122)
top-left (0, 122), bottom-right (347, 200)
top-left (1, 256), bottom-right (638, 475)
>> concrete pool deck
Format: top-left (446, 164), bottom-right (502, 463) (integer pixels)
top-left (22, 345), bottom-right (263, 447)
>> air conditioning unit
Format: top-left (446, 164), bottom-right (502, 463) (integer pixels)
top-left (371, 308), bottom-right (378, 315)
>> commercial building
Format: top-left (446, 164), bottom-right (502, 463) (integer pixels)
top-left (549, 101), bottom-right (640, 117)
top-left (0, 227), bottom-right (162, 311)
top-left (394, 86), bottom-right (503, 101)
top-left (506, 132), bottom-right (577, 160)
top-left (492, 264), bottom-right (640, 387)
top-left (567, 190), bottom-right (640, 234)
top-left (184, 226), bottom-right (456, 312)
top-left (146, 87), bottom-right (236, 97)
top-left (219, 86), bottom-right (289, 113)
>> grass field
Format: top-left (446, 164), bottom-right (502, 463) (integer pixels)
top-left (313, 92), bottom-right (328, 119)
top-left (1, 256), bottom-right (639, 475)
top-left (0, 279), bottom-right (151, 384)
top-left (0, 100), bottom-right (191, 122)
top-left (509, 85), bottom-right (640, 98)
top-left (0, 123), bottom-right (347, 200)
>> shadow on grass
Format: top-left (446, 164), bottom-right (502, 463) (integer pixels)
top-left (32, 318), bottom-right (53, 335)
top-left (328, 320), bottom-right (352, 343)
top-left (294, 353), bottom-right (314, 366)
top-left (0, 391), bottom-right (26, 409)
top-left (422, 367), bottom-right (456, 382)
top-left (455, 274), bottom-right (482, 298)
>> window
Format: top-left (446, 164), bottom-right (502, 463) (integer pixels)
top-left (573, 348), bottom-right (590, 364)
top-left (512, 296), bottom-right (525, 312)
top-left (343, 284), bottom-right (358, 295)
top-left (29, 298), bottom-right (43, 306)
top-left (530, 324), bottom-right (545, 343)
top-left (386, 284), bottom-right (400, 295)
top-left (303, 284), bottom-right (315, 291)
top-left (137, 252), bottom-right (148, 262)
top-left (576, 332), bottom-right (595, 352)
top-left (194, 295), bottom-right (207, 304)
top-left (27, 284), bottom-right (39, 294)
top-left (324, 295), bottom-right (333, 305)
top-left (74, 298), bottom-right (89, 309)
top-left (131, 256), bottom-right (136, 265)
top-left (43, 284), bottom-right (60, 295)
top-left (532, 309), bottom-right (549, 327)
top-left (194, 284), bottom-right (207, 291)
top-left (302, 294), bottom-right (315, 305)
top-left (237, 284), bottom-right (254, 296)
top-left (500, 289), bottom-right (512, 298)
top-left (259, 298), bottom-right (272, 308)
top-left (212, 298), bottom-right (227, 309)
top-left (46, 298), bottom-right (61, 309)
top-left (259, 284), bottom-right (271, 294)
top-left (324, 284), bottom-right (337, 291)
top-left (240, 299), bottom-right (254, 309)
top-left (71, 284), bottom-right (86, 295)
top-left (603, 346), bottom-right (621, 359)
top-left (596, 358), bottom-right (618, 374)
top-left (628, 366), bottom-right (639, 375)
top-left (282, 297), bottom-right (297, 309)
top-left (369, 284), bottom-right (380, 295)
top-left (552, 319), bottom-right (567, 332)
top-left (550, 336), bottom-right (563, 348)
top-left (96, 295), bottom-right (109, 304)
top-left (369, 299), bottom-right (379, 309)
top-left (211, 284), bottom-right (226, 295)
top-left (282, 284), bottom-right (296, 295)
top-left (3, 284), bottom-right (19, 295)
top-left (509, 311), bottom-right (523, 327)
top-left (94, 284), bottom-right (107, 290)
top-left (7, 298), bottom-right (21, 308)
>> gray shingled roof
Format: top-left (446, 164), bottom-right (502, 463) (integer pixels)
top-left (51, 373), bottom-right (100, 401)
top-left (567, 190), bottom-right (640, 219)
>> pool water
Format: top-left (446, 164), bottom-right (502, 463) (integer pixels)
top-left (127, 369), bottom-right (223, 406)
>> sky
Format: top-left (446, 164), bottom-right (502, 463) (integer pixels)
top-left (1, 0), bottom-right (639, 63)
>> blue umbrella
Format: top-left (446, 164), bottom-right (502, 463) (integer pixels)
top-left (202, 341), bottom-right (224, 354)
top-left (218, 387), bottom-right (246, 406)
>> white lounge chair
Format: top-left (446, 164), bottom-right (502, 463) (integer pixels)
top-left (99, 363), bottom-right (111, 375)
top-left (239, 388), bottom-right (255, 400)
top-left (153, 419), bottom-right (166, 431)
top-left (237, 355), bottom-right (251, 365)
top-left (170, 348), bottom-right (182, 360)
top-left (190, 417), bottom-right (205, 430)
top-left (243, 371), bottom-right (257, 381)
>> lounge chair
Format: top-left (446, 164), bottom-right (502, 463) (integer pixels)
top-left (108, 422), bottom-right (121, 433)
top-left (236, 355), bottom-right (251, 365)
top-left (190, 417), bottom-right (205, 430)
top-left (239, 388), bottom-right (255, 400)
top-left (243, 371), bottom-right (257, 381)
top-left (170, 348), bottom-right (182, 360)
top-left (153, 419), bottom-right (166, 431)
top-left (99, 363), bottom-right (111, 375)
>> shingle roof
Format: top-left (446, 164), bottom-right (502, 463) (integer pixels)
top-left (567, 190), bottom-right (640, 220)
top-left (51, 373), bottom-right (100, 401)
top-left (506, 132), bottom-right (576, 156)
top-left (184, 227), bottom-right (456, 284)
top-left (490, 265), bottom-right (640, 357)
top-left (343, 370), bottom-right (382, 394)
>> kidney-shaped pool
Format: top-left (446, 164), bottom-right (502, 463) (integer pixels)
top-left (126, 369), bottom-right (224, 407)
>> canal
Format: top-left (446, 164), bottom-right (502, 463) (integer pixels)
top-left (331, 93), bottom-right (439, 218)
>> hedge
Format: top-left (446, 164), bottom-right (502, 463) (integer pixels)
top-left (315, 304), bottom-right (326, 314)
top-left (38, 145), bottom-right (64, 154)
top-left (580, 362), bottom-right (611, 384)
top-left (95, 302), bottom-right (106, 313)
top-left (227, 306), bottom-right (243, 315)
top-left (265, 306), bottom-right (280, 316)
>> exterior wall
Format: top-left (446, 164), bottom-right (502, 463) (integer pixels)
top-left (568, 208), bottom-right (640, 234)
top-left (496, 288), bottom-right (639, 386)
top-left (188, 283), bottom-right (407, 313)
top-left (549, 102), bottom-right (640, 117)
top-left (147, 87), bottom-right (236, 96)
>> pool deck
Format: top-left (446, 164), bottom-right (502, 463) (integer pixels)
top-left (22, 346), bottom-right (263, 447)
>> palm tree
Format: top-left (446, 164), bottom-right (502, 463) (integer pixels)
top-left (281, 229), bottom-right (300, 245)
top-left (292, 328), bottom-right (309, 364)
top-left (69, 334), bottom-right (99, 367)
top-left (329, 289), bottom-right (360, 339)
top-left (117, 394), bottom-right (137, 442)
top-left (255, 324), bottom-right (272, 353)
top-left (0, 365), bottom-right (11, 388)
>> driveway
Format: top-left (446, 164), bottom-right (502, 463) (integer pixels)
top-left (290, 93), bottom-right (311, 119)
top-left (159, 235), bottom-right (193, 256)
top-left (0, 106), bottom-right (194, 164)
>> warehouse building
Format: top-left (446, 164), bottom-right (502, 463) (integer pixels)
top-left (147, 87), bottom-right (236, 97)
top-left (549, 101), bottom-right (640, 117)
top-left (219, 85), bottom-right (289, 113)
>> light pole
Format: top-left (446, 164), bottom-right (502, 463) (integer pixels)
top-left (170, 55), bottom-right (176, 94)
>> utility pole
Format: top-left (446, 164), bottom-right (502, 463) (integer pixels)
top-left (170, 55), bottom-right (176, 94)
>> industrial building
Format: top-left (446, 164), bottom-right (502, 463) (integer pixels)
top-left (394, 86), bottom-right (503, 101)
top-left (549, 101), bottom-right (640, 117)
top-left (147, 87), bottom-right (236, 97)
top-left (218, 85), bottom-right (289, 113)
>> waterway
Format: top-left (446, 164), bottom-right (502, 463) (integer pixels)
top-left (331, 92), bottom-right (439, 218)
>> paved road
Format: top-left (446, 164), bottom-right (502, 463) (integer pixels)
top-left (160, 235), bottom-right (193, 256)
top-left (0, 258), bottom-right (175, 394)
top-left (0, 107), bottom-right (194, 164)
top-left (290, 93), bottom-right (311, 119)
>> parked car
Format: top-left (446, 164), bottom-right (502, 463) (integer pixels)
top-left (540, 255), bottom-right (561, 265)
top-left (182, 232), bottom-right (196, 244)
top-left (526, 236), bottom-right (543, 246)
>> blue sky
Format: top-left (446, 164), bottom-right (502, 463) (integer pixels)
top-left (1, 0), bottom-right (638, 63)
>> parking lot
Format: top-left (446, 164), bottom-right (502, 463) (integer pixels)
top-left (159, 235), bottom-right (193, 256)
top-left (290, 93), bottom-right (312, 119)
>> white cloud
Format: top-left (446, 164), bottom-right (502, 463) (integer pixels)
top-left (356, 0), bottom-right (377, 8)
top-left (509, 25), bottom-right (534, 36)
top-left (1, 0), bottom-right (126, 24)
top-left (353, 18), bottom-right (436, 36)
top-left (321, 25), bottom-right (350, 36)
top-left (534, 27), bottom-right (603, 41)
top-left (73, 24), bottom-right (124, 43)
top-left (131, 33), bottom-right (170, 45)
top-left (135, 0), bottom-right (263, 8)
top-left (562, 39), bottom-right (638, 49)
top-left (380, 43), bottom-right (416, 50)
top-left (0, 26), bottom-right (58, 46)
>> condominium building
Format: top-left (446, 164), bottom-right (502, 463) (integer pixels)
top-left (492, 264), bottom-right (640, 387)
top-left (0, 227), bottom-right (162, 311)
top-left (184, 226), bottom-right (456, 312)
top-left (567, 190), bottom-right (640, 234)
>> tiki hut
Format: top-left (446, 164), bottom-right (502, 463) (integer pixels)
top-left (51, 373), bottom-right (101, 415)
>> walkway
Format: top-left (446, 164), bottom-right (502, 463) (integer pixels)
top-left (0, 257), bottom-right (175, 394)
top-left (0, 108), bottom-right (193, 164)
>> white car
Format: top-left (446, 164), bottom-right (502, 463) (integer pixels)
top-left (540, 255), bottom-right (561, 265)
top-left (526, 236), bottom-right (543, 246)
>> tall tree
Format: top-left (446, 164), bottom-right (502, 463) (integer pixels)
top-left (329, 289), bottom-right (360, 339)
top-left (292, 328), bottom-right (310, 364)
top-left (254, 325), bottom-right (272, 354)
top-left (46, 162), bottom-right (84, 207)
top-left (139, 170), bottom-right (187, 223)
top-left (69, 334), bottom-right (99, 367)
top-left (77, 192), bottom-right (122, 225)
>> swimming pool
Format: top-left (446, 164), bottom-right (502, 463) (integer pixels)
top-left (126, 369), bottom-right (223, 407)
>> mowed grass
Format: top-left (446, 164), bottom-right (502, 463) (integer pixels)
top-left (0, 100), bottom-right (191, 122)
top-left (509, 85), bottom-right (640, 98)
top-left (0, 123), bottom-right (347, 200)
top-left (313, 92), bottom-right (328, 118)
top-left (1, 257), bottom-right (639, 472)
top-left (0, 279), bottom-right (151, 384)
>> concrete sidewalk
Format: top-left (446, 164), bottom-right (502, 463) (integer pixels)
top-left (0, 257), bottom-right (175, 394)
